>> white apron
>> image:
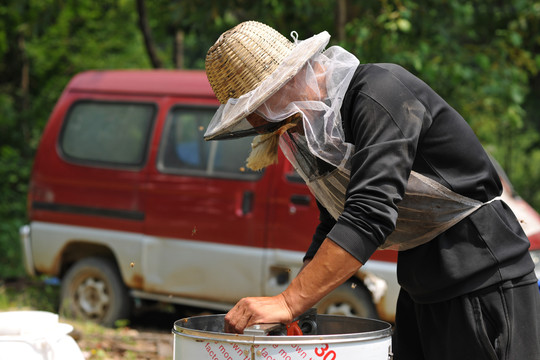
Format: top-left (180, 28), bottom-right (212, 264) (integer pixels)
top-left (279, 132), bottom-right (497, 251)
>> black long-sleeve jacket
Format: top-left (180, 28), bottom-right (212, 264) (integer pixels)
top-left (305, 63), bottom-right (534, 303)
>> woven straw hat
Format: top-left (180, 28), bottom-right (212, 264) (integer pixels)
top-left (204, 21), bottom-right (330, 140)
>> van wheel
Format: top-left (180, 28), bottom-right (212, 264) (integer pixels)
top-left (60, 257), bottom-right (130, 327)
top-left (316, 280), bottom-right (379, 319)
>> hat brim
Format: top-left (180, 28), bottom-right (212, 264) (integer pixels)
top-left (204, 31), bottom-right (330, 141)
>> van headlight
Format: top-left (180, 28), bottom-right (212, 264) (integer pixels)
top-left (530, 250), bottom-right (540, 279)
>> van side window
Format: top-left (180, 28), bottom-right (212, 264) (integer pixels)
top-left (59, 101), bottom-right (155, 167)
top-left (158, 107), bottom-right (262, 180)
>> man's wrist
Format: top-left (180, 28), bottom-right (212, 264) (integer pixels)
top-left (280, 280), bottom-right (317, 320)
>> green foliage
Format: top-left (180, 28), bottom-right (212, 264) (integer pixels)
top-left (0, 278), bottom-right (60, 312)
top-left (0, 146), bottom-right (30, 278)
top-left (341, 0), bottom-right (540, 208)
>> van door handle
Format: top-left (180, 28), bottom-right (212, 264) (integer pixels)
top-left (242, 191), bottom-right (254, 215)
top-left (290, 194), bottom-right (311, 206)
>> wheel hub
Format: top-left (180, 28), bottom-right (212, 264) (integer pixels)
top-left (76, 277), bottom-right (110, 318)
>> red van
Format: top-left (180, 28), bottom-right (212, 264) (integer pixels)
top-left (19, 70), bottom-right (540, 327)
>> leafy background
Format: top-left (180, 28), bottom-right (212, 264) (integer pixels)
top-left (1, 0), bottom-right (539, 277)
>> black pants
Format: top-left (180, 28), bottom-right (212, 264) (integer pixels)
top-left (393, 272), bottom-right (540, 360)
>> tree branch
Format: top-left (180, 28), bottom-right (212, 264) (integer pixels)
top-left (135, 0), bottom-right (163, 68)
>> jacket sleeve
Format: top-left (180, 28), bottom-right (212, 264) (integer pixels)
top-left (303, 200), bottom-right (336, 261)
top-left (326, 70), bottom-right (427, 264)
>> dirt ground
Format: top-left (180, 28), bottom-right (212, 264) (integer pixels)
top-left (69, 323), bottom-right (174, 360)
top-left (70, 326), bottom-right (172, 359)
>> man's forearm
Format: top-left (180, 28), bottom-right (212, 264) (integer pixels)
top-left (282, 238), bottom-right (363, 317)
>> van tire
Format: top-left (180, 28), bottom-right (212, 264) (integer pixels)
top-left (316, 280), bottom-right (379, 319)
top-left (60, 257), bottom-right (130, 327)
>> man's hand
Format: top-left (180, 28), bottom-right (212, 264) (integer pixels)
top-left (224, 239), bottom-right (362, 334)
top-left (224, 294), bottom-right (293, 333)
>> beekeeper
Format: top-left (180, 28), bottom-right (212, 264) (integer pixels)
top-left (204, 21), bottom-right (540, 359)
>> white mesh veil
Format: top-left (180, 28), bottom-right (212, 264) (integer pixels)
top-left (204, 29), bottom-right (359, 176)
top-left (255, 45), bottom-right (359, 171)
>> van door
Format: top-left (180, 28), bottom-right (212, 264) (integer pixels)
top-left (142, 105), bottom-right (272, 303)
top-left (263, 160), bottom-right (320, 296)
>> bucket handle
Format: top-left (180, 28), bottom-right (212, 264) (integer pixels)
top-left (243, 323), bottom-right (284, 336)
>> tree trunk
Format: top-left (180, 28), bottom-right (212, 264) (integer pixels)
top-left (135, 0), bottom-right (163, 68)
top-left (18, 32), bottom-right (31, 146)
top-left (335, 0), bottom-right (347, 43)
top-left (174, 30), bottom-right (184, 69)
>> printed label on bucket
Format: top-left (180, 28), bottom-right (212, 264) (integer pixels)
top-left (175, 337), bottom-right (391, 360)
top-left (175, 341), bottom-right (251, 360)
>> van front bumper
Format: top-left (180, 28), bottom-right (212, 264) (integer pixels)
top-left (19, 224), bottom-right (35, 276)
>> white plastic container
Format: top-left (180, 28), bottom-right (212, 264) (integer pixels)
top-left (173, 314), bottom-right (392, 360)
top-left (0, 311), bottom-right (84, 360)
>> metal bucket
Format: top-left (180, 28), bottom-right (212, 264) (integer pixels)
top-left (172, 314), bottom-right (392, 360)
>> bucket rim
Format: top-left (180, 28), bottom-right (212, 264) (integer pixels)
top-left (172, 314), bottom-right (392, 345)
